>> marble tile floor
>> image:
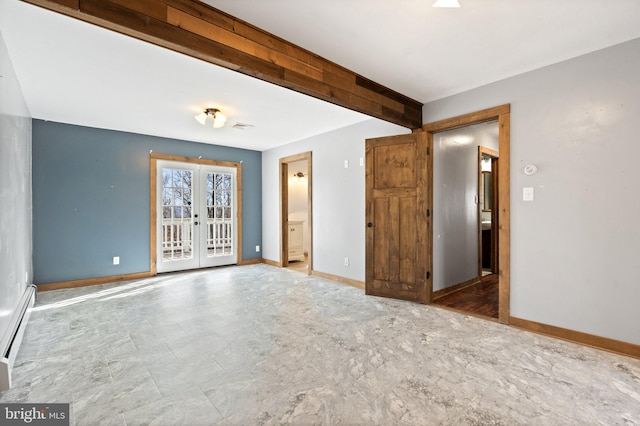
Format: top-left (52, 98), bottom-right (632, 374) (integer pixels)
top-left (1, 264), bottom-right (639, 425)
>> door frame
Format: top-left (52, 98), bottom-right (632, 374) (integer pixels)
top-left (149, 153), bottom-right (243, 275)
top-left (423, 104), bottom-right (511, 324)
top-left (279, 152), bottom-right (312, 271)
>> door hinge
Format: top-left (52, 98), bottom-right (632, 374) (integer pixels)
top-left (426, 209), bottom-right (430, 217)
top-left (426, 271), bottom-right (431, 280)
top-left (426, 147), bottom-right (430, 155)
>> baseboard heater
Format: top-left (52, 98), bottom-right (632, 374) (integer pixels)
top-left (0, 285), bottom-right (37, 392)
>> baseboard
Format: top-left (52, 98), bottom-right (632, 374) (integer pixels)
top-left (38, 258), bottom-right (268, 291)
top-left (1, 285), bottom-right (37, 391)
top-left (510, 317), bottom-right (640, 360)
top-left (258, 259), bottom-right (363, 289)
top-left (432, 276), bottom-right (480, 300)
top-left (311, 270), bottom-right (365, 290)
top-left (37, 272), bottom-right (155, 291)
top-left (238, 258), bottom-right (263, 265)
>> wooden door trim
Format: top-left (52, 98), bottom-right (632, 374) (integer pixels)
top-left (149, 153), bottom-right (243, 275)
top-left (424, 105), bottom-right (510, 133)
top-left (417, 131), bottom-right (431, 303)
top-left (423, 104), bottom-right (511, 324)
top-left (279, 152), bottom-right (312, 273)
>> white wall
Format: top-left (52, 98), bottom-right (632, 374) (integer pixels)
top-left (424, 37), bottom-right (640, 345)
top-left (0, 31), bottom-right (32, 345)
top-left (433, 123), bottom-right (498, 291)
top-left (262, 119), bottom-right (408, 281)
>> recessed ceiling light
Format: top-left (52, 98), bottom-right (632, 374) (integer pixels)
top-left (433, 0), bottom-right (460, 7)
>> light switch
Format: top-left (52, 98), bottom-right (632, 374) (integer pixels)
top-left (523, 187), bottom-right (534, 201)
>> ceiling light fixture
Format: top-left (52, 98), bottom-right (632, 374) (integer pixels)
top-left (195, 108), bottom-right (227, 128)
top-left (433, 0), bottom-right (460, 7)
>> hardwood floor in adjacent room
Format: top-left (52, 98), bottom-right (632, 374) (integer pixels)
top-left (434, 273), bottom-right (499, 319)
top-left (286, 257), bottom-right (308, 273)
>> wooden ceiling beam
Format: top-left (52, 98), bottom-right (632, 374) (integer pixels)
top-left (21, 0), bottom-right (423, 129)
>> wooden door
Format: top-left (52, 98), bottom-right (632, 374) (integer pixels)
top-left (365, 132), bottom-right (431, 303)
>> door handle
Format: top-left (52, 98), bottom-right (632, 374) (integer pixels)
top-left (367, 223), bottom-right (373, 228)
top-left (194, 221), bottom-right (199, 225)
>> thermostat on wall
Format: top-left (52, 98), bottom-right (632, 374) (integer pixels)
top-left (524, 164), bottom-right (538, 175)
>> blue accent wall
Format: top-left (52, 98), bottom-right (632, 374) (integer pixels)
top-left (32, 120), bottom-right (262, 284)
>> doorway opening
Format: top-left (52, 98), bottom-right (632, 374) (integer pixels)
top-left (479, 146), bottom-right (499, 278)
top-left (279, 152), bottom-right (312, 273)
top-left (149, 154), bottom-right (243, 274)
top-left (424, 105), bottom-right (510, 324)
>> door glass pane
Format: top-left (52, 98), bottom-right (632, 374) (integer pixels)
top-left (161, 167), bottom-right (194, 261)
top-left (205, 172), bottom-right (233, 257)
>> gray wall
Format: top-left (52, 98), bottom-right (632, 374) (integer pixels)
top-left (424, 38), bottom-right (640, 345)
top-left (0, 32), bottom-right (32, 343)
top-left (433, 123), bottom-right (498, 291)
top-left (32, 121), bottom-right (262, 284)
top-left (262, 119), bottom-right (408, 281)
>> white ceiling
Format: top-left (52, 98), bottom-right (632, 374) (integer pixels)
top-left (0, 0), bottom-right (372, 151)
top-left (1, 0), bottom-right (639, 151)
top-left (206, 0), bottom-right (640, 102)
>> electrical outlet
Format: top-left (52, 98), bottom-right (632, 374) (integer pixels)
top-left (344, 160), bottom-right (349, 169)
top-left (359, 157), bottom-right (364, 166)
top-left (113, 256), bottom-right (120, 265)
top-left (256, 245), bottom-right (260, 252)
top-left (344, 257), bottom-right (349, 267)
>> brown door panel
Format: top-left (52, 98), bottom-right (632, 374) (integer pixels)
top-left (366, 132), bottom-right (430, 303)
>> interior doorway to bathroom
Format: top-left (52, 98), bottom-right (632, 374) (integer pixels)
top-left (280, 152), bottom-right (312, 273)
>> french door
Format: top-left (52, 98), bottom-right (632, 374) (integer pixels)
top-left (156, 160), bottom-right (238, 273)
